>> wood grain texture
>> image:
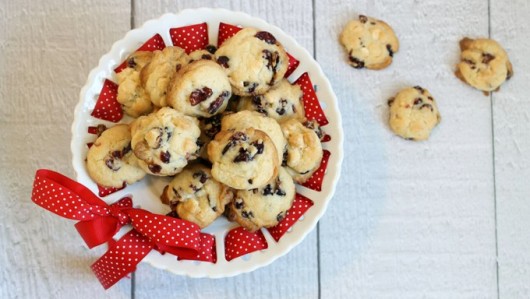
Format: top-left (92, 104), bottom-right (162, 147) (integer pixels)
top-left (491, 0), bottom-right (530, 297)
top-left (0, 0), bottom-right (132, 298)
top-left (132, 1), bottom-right (318, 299)
top-left (315, 0), bottom-right (497, 298)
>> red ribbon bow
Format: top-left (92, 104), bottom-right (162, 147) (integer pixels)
top-left (31, 169), bottom-right (203, 289)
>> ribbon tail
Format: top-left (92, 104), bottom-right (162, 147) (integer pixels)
top-left (91, 229), bottom-right (153, 289)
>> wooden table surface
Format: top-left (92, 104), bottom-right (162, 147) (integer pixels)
top-left (1, 0), bottom-right (529, 298)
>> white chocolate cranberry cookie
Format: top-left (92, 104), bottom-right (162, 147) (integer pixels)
top-left (455, 37), bottom-right (513, 94)
top-left (117, 68), bottom-right (154, 117)
top-left (281, 118), bottom-right (323, 183)
top-left (86, 124), bottom-right (146, 188)
top-left (237, 79), bottom-right (305, 123)
top-left (160, 164), bottom-right (233, 228)
top-left (207, 128), bottom-right (279, 190)
top-left (140, 46), bottom-right (189, 107)
top-left (388, 86), bottom-right (441, 141)
top-left (340, 15), bottom-right (399, 70)
top-left (227, 167), bottom-right (295, 232)
top-left (215, 28), bottom-right (289, 96)
top-left (131, 107), bottom-right (201, 176)
top-left (167, 59), bottom-right (232, 118)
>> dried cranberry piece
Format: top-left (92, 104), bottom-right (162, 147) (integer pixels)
top-left (148, 164), bottom-right (162, 174)
top-left (414, 98), bottom-right (423, 105)
top-left (217, 56), bottom-right (229, 68)
top-left (233, 148), bottom-right (251, 163)
top-left (243, 81), bottom-right (259, 94)
top-left (235, 198), bottom-right (244, 209)
top-left (359, 15), bottom-right (368, 23)
top-left (414, 86), bottom-right (425, 94)
top-left (276, 99), bottom-right (288, 115)
top-left (255, 31), bottom-right (277, 45)
top-left (386, 44), bottom-right (394, 57)
top-left (160, 151), bottom-right (171, 163)
top-left (105, 158), bottom-right (120, 171)
top-left (189, 87), bottom-right (213, 106)
top-left (206, 45), bottom-right (217, 54)
top-left (241, 210), bottom-right (254, 219)
top-left (193, 170), bottom-right (208, 184)
top-left (349, 55), bottom-right (365, 69)
top-left (482, 53), bottom-right (495, 64)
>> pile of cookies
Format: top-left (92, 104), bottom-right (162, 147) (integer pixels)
top-left (340, 15), bottom-right (513, 141)
top-left (86, 28), bottom-right (325, 232)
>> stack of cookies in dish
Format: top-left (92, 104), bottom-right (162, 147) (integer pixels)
top-left (86, 28), bottom-right (325, 232)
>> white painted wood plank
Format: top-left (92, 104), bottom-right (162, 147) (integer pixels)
top-left (491, 0), bottom-right (530, 297)
top-left (133, 1), bottom-right (318, 299)
top-left (0, 0), bottom-right (131, 298)
top-left (316, 0), bottom-right (497, 298)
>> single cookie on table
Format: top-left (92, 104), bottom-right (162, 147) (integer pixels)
top-left (140, 46), bottom-right (190, 107)
top-left (237, 79), bottom-right (305, 123)
top-left (131, 107), bottom-right (201, 176)
top-left (281, 118), bottom-right (323, 183)
top-left (340, 15), bottom-right (399, 70)
top-left (455, 37), bottom-right (513, 94)
top-left (117, 68), bottom-right (154, 117)
top-left (215, 28), bottom-right (289, 96)
top-left (221, 110), bottom-right (286, 165)
top-left (388, 86), bottom-right (441, 141)
top-left (226, 167), bottom-right (295, 232)
top-left (160, 164), bottom-right (233, 228)
top-left (86, 124), bottom-right (146, 188)
top-left (207, 128), bottom-right (279, 190)
top-left (167, 60), bottom-right (232, 118)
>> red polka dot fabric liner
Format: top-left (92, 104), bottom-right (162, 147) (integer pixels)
top-left (225, 227), bottom-right (268, 261)
top-left (170, 22), bottom-right (209, 54)
top-left (302, 150), bottom-right (331, 192)
top-left (217, 22), bottom-right (242, 46)
top-left (267, 194), bottom-right (314, 242)
top-left (285, 52), bottom-right (300, 78)
top-left (294, 72), bottom-right (329, 126)
top-left (114, 33), bottom-right (166, 73)
top-left (178, 233), bottom-right (217, 263)
top-left (321, 134), bottom-right (331, 143)
top-left (90, 79), bottom-right (122, 123)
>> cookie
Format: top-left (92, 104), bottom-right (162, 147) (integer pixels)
top-left (227, 167), bottom-right (295, 232)
top-left (388, 86), bottom-right (441, 141)
top-left (207, 128), bottom-right (279, 190)
top-left (160, 164), bottom-right (233, 228)
top-left (131, 107), bottom-right (201, 176)
top-left (116, 68), bottom-right (154, 117)
top-left (124, 51), bottom-right (153, 71)
top-left (215, 28), bottom-right (289, 96)
top-left (340, 15), bottom-right (399, 70)
top-left (281, 118), bottom-right (323, 183)
top-left (140, 46), bottom-right (190, 107)
top-left (221, 110), bottom-right (286, 165)
top-left (196, 114), bottom-right (223, 160)
top-left (237, 79), bottom-right (305, 123)
top-left (455, 37), bottom-right (513, 94)
top-left (188, 49), bottom-right (215, 62)
top-left (302, 119), bottom-right (326, 141)
top-left (86, 124), bottom-right (146, 188)
top-left (167, 59), bottom-right (232, 117)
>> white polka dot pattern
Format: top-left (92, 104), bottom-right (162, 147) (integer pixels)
top-left (217, 22), bottom-right (242, 47)
top-left (294, 72), bottom-right (329, 126)
top-left (97, 183), bottom-right (126, 197)
top-left (170, 23), bottom-right (209, 54)
top-left (91, 229), bottom-right (153, 289)
top-left (301, 150), bottom-right (331, 192)
top-left (90, 79), bottom-right (123, 123)
top-left (225, 227), bottom-right (268, 261)
top-left (267, 194), bottom-right (314, 241)
top-left (285, 52), bottom-right (300, 78)
top-left (114, 33), bottom-right (166, 73)
top-left (177, 233), bottom-right (217, 263)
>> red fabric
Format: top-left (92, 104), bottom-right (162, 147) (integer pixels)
top-left (225, 227), bottom-right (268, 261)
top-left (178, 233), bottom-right (217, 263)
top-left (285, 52), bottom-right (300, 78)
top-left (294, 72), bottom-right (329, 126)
top-left (114, 34), bottom-right (166, 73)
top-left (97, 183), bottom-right (125, 197)
top-left (267, 194), bottom-right (314, 241)
top-left (217, 22), bottom-right (242, 46)
top-left (302, 150), bottom-right (331, 192)
top-left (321, 134), bottom-right (331, 142)
top-left (90, 79), bottom-right (122, 123)
top-left (31, 169), bottom-right (206, 289)
top-left (170, 23), bottom-right (209, 54)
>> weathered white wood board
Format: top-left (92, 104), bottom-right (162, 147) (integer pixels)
top-left (491, 0), bottom-right (530, 297)
top-left (0, 0), bottom-right (132, 298)
top-left (316, 0), bottom-right (497, 298)
top-left (132, 1), bottom-right (319, 298)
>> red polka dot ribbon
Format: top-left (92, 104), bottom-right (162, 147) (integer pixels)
top-left (114, 33), bottom-right (166, 73)
top-left (225, 227), bottom-right (268, 261)
top-left (90, 79), bottom-right (123, 123)
top-left (302, 150), bottom-right (331, 192)
top-left (31, 169), bottom-right (206, 289)
top-left (267, 194), bottom-right (314, 241)
top-left (294, 72), bottom-right (329, 126)
top-left (170, 22), bottom-right (209, 54)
